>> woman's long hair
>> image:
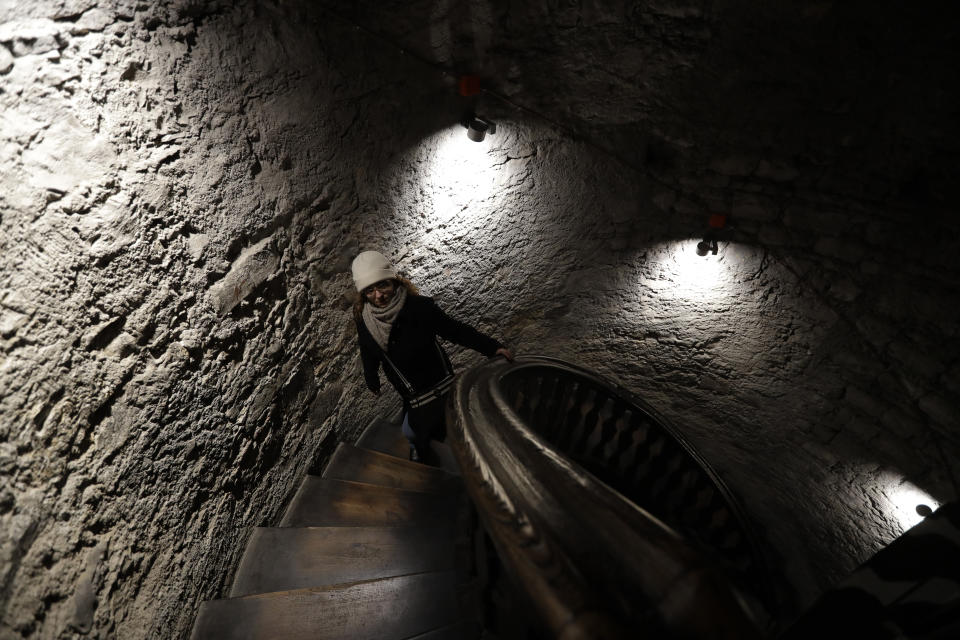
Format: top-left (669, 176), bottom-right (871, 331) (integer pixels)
top-left (352, 276), bottom-right (419, 322)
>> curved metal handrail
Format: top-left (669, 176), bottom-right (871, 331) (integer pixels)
top-left (503, 356), bottom-right (772, 596)
top-left (447, 355), bottom-right (767, 639)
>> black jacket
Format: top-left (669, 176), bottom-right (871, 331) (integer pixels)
top-left (356, 295), bottom-right (503, 399)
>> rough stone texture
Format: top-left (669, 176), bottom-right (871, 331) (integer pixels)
top-left (330, 0), bottom-right (960, 206)
top-left (1, 1), bottom-right (958, 638)
top-left (0, 1), bottom-right (431, 637)
top-left (320, 0), bottom-right (960, 616)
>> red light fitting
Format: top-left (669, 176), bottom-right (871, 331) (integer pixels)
top-left (708, 213), bottom-right (728, 229)
top-left (697, 213), bottom-right (731, 256)
top-left (458, 75), bottom-right (482, 97)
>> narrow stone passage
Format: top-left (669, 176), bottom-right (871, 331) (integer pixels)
top-left (1, 1), bottom-right (956, 637)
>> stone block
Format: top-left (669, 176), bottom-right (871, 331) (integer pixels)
top-left (700, 172), bottom-right (732, 188)
top-left (0, 309), bottom-right (29, 338)
top-left (21, 115), bottom-right (116, 195)
top-left (69, 540), bottom-right (108, 633)
top-left (103, 331), bottom-right (136, 359)
top-left (71, 8), bottom-right (113, 35)
top-left (652, 190), bottom-right (677, 211)
top-left (757, 224), bottom-right (791, 246)
top-left (879, 405), bottom-right (926, 440)
top-left (698, 373), bottom-right (732, 394)
top-left (732, 218), bottom-right (761, 237)
top-left (0, 45), bottom-right (12, 74)
top-left (672, 197), bottom-right (702, 215)
top-left (854, 314), bottom-right (897, 347)
top-left (187, 233), bottom-right (209, 263)
top-left (860, 260), bottom-right (882, 275)
top-left (878, 370), bottom-right (927, 402)
top-left (827, 430), bottom-right (868, 460)
top-left (810, 420), bottom-right (841, 444)
top-left (709, 154), bottom-right (758, 177)
top-left (831, 349), bottom-right (883, 379)
top-left (207, 237), bottom-right (280, 316)
top-left (782, 205), bottom-right (851, 235)
top-left (865, 220), bottom-right (899, 247)
top-left (813, 236), bottom-right (866, 263)
top-left (731, 194), bottom-right (778, 222)
top-left (801, 441), bottom-right (840, 467)
top-left (852, 417), bottom-right (888, 445)
top-left (887, 339), bottom-right (945, 382)
top-left (755, 159), bottom-right (800, 182)
top-left (827, 277), bottom-right (861, 302)
top-left (844, 385), bottom-right (889, 420)
top-left (918, 393), bottom-right (959, 431)
top-left (942, 365), bottom-right (960, 397)
top-left (563, 266), bottom-right (618, 294)
top-left (867, 435), bottom-right (929, 479)
top-left (0, 19), bottom-right (61, 56)
top-left (907, 290), bottom-right (959, 328)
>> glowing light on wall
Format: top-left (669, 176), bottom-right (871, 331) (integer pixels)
top-left (646, 239), bottom-right (750, 304)
top-left (421, 125), bottom-right (501, 227)
top-left (883, 473), bottom-right (941, 533)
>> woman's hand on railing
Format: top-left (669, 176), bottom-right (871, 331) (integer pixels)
top-left (495, 347), bottom-right (515, 362)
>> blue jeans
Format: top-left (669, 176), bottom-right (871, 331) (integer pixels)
top-left (401, 411), bottom-right (417, 443)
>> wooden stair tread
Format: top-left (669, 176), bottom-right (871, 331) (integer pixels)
top-left (191, 571), bottom-right (461, 640)
top-left (356, 417), bottom-right (462, 475)
top-left (426, 441), bottom-right (460, 476)
top-left (229, 526), bottom-right (457, 597)
top-left (279, 477), bottom-right (460, 528)
top-left (324, 443), bottom-right (459, 494)
top-left (357, 417), bottom-right (409, 458)
top-left (406, 621), bottom-right (477, 639)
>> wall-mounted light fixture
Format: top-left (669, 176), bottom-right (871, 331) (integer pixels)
top-left (457, 75), bottom-right (496, 142)
top-left (696, 237), bottom-right (719, 256)
top-left (463, 116), bottom-right (496, 142)
top-left (696, 214), bottom-right (730, 257)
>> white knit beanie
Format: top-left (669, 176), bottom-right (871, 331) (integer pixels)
top-left (351, 250), bottom-right (397, 292)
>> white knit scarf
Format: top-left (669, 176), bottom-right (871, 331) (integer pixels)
top-left (362, 286), bottom-right (408, 351)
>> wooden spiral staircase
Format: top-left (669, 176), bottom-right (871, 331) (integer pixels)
top-left (190, 417), bottom-right (480, 640)
top-left (191, 356), bottom-right (959, 639)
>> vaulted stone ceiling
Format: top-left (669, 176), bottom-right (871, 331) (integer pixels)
top-left (328, 0), bottom-right (959, 206)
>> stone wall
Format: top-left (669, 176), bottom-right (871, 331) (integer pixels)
top-left (328, 0), bottom-right (959, 207)
top-left (394, 105), bottom-right (960, 615)
top-left (325, 0), bottom-right (960, 616)
top-left (1, 0), bottom-right (957, 638)
top-left (0, 1), bottom-right (453, 637)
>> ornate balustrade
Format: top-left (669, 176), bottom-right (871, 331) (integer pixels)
top-left (447, 355), bottom-right (770, 639)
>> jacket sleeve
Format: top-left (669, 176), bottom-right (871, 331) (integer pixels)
top-left (356, 322), bottom-right (382, 393)
top-left (428, 299), bottom-right (503, 357)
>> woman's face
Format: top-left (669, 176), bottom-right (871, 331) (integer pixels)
top-left (363, 279), bottom-right (397, 308)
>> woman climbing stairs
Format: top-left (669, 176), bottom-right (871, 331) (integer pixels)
top-left (190, 417), bottom-right (478, 639)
